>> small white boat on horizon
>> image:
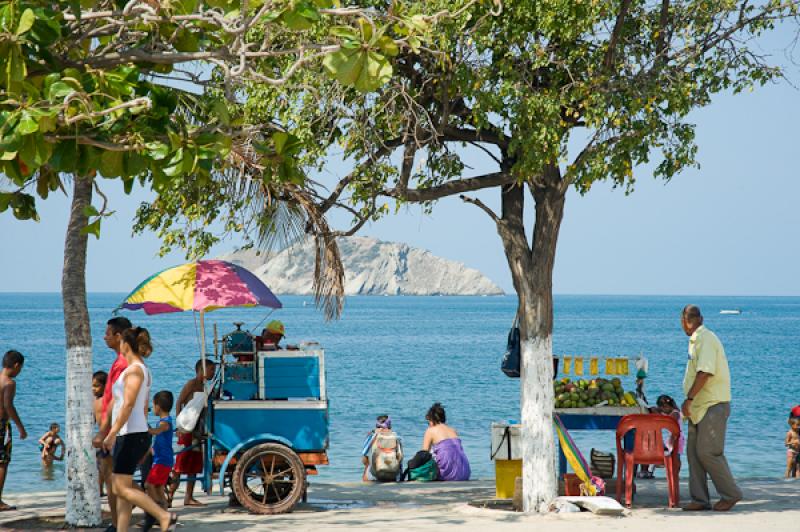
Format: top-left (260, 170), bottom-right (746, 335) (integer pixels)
top-left (720, 309), bottom-right (742, 315)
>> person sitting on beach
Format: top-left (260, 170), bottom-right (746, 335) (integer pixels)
top-left (38, 423), bottom-right (64, 464)
top-left (168, 359), bottom-right (216, 508)
top-left (784, 417), bottom-right (800, 478)
top-left (422, 403), bottom-right (470, 482)
top-left (361, 415), bottom-right (403, 482)
top-left (142, 390), bottom-right (175, 532)
top-left (640, 395), bottom-right (685, 479)
top-left (0, 350), bottom-right (27, 512)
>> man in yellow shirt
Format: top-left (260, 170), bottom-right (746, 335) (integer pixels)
top-left (680, 305), bottom-right (742, 512)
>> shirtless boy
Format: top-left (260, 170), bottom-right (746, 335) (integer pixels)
top-left (0, 350), bottom-right (27, 511)
top-left (92, 370), bottom-right (109, 496)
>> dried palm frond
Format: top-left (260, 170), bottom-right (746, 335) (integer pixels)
top-left (220, 135), bottom-right (345, 320)
top-left (291, 189), bottom-right (345, 320)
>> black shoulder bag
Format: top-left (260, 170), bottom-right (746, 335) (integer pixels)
top-left (501, 316), bottom-right (520, 378)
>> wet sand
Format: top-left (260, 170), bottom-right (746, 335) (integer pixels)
top-left (1, 478), bottom-right (798, 531)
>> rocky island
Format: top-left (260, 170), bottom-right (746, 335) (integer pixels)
top-left (220, 236), bottom-right (504, 296)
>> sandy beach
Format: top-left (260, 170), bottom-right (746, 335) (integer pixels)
top-left (1, 478), bottom-right (798, 531)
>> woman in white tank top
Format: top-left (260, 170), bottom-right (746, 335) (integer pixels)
top-left (102, 327), bottom-right (177, 532)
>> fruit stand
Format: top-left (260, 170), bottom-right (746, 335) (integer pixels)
top-left (552, 367), bottom-right (647, 478)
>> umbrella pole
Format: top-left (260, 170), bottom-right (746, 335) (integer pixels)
top-left (200, 309), bottom-right (207, 394)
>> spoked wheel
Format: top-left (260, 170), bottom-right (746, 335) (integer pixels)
top-left (231, 443), bottom-right (306, 514)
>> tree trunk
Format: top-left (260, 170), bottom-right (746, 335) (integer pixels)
top-left (497, 180), bottom-right (566, 513)
top-left (62, 176), bottom-right (101, 526)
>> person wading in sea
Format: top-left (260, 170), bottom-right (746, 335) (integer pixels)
top-left (680, 305), bottom-right (742, 512)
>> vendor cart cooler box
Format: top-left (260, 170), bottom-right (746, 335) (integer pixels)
top-left (491, 422), bottom-right (522, 499)
top-left (213, 400), bottom-right (329, 451)
top-left (257, 350), bottom-right (325, 400)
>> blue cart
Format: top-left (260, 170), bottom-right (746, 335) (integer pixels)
top-left (202, 329), bottom-right (329, 514)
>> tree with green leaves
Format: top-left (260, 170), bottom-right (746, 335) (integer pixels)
top-left (0, 0), bottom-right (440, 525)
top-left (137, 0), bottom-right (800, 513)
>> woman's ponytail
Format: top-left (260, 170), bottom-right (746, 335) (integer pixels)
top-left (121, 326), bottom-right (153, 358)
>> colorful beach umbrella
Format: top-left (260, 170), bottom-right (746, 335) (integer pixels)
top-left (119, 260), bottom-right (282, 315)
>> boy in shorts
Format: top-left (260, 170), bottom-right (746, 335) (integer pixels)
top-left (143, 391), bottom-right (174, 531)
top-left (0, 350), bottom-right (27, 511)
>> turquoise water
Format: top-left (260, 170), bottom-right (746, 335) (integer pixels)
top-left (0, 293), bottom-right (797, 494)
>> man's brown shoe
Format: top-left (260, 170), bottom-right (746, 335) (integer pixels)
top-left (713, 498), bottom-right (741, 512)
top-left (682, 502), bottom-right (711, 511)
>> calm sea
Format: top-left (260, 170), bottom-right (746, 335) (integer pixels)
top-left (0, 293), bottom-right (796, 494)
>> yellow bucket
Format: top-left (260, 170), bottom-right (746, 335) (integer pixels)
top-left (495, 459), bottom-right (522, 499)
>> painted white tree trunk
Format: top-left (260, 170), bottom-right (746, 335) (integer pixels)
top-left (520, 335), bottom-right (557, 513)
top-left (65, 345), bottom-right (101, 526)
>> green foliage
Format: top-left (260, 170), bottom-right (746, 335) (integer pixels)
top-left (228, 0), bottom-right (795, 212)
top-left (130, 0), bottom-right (798, 265)
top-left (0, 0), bottom-right (430, 246)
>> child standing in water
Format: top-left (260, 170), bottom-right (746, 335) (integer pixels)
top-left (38, 423), bottom-right (64, 464)
top-left (784, 417), bottom-right (800, 478)
top-left (0, 350), bottom-right (27, 511)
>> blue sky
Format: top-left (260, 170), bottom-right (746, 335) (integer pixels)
top-left (1, 48), bottom-right (799, 296)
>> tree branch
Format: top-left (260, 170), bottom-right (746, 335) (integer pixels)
top-left (93, 182), bottom-right (110, 215)
top-left (383, 171), bottom-right (516, 202)
top-left (317, 140), bottom-right (403, 215)
top-left (459, 194), bottom-right (499, 222)
top-left (46, 135), bottom-right (141, 152)
top-left (656, 0), bottom-right (671, 59)
top-left (398, 141), bottom-right (417, 194)
top-left (441, 125), bottom-right (510, 149)
top-left (604, 0), bottom-right (632, 70)
top-left (64, 97), bottom-right (152, 125)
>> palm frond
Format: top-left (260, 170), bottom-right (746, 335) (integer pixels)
top-left (218, 136), bottom-right (345, 320)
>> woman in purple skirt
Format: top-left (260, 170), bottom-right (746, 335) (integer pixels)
top-left (422, 403), bottom-right (471, 481)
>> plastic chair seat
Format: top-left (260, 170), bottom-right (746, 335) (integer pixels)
top-left (615, 414), bottom-right (681, 508)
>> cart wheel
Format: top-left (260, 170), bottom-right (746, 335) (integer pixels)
top-left (232, 443), bottom-right (306, 514)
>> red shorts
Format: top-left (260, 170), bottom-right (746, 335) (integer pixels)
top-left (146, 463), bottom-right (172, 486)
top-left (174, 432), bottom-right (203, 475)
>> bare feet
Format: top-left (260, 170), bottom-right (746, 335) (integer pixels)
top-left (0, 501), bottom-right (16, 511)
top-left (184, 498), bottom-right (205, 507)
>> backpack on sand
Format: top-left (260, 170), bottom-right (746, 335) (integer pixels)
top-left (403, 450), bottom-right (438, 482)
top-left (369, 431), bottom-right (403, 482)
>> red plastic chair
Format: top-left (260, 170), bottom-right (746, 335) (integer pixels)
top-left (615, 414), bottom-right (681, 508)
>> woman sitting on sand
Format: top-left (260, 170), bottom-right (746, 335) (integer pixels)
top-left (422, 403), bottom-right (470, 481)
